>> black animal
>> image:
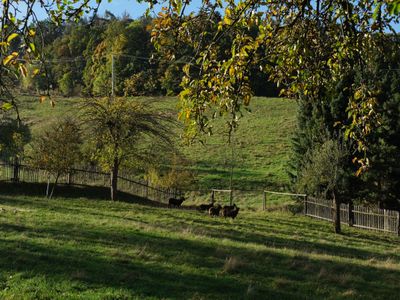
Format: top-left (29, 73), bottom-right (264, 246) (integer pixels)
top-left (198, 203), bottom-right (214, 211)
top-left (223, 206), bottom-right (240, 219)
top-left (222, 204), bottom-right (236, 217)
top-left (223, 204), bottom-right (237, 211)
top-left (209, 204), bottom-right (222, 217)
top-left (168, 196), bottom-right (185, 208)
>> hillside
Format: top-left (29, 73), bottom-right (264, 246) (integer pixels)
top-left (0, 183), bottom-right (399, 299)
top-left (17, 96), bottom-right (296, 193)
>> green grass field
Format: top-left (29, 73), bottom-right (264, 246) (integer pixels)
top-left (16, 95), bottom-right (297, 195)
top-left (1, 183), bottom-right (399, 299)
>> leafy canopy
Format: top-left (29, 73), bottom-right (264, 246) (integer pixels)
top-left (149, 0), bottom-right (400, 173)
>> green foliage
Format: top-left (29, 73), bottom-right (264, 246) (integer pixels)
top-left (82, 97), bottom-right (174, 172)
top-left (29, 118), bottom-right (82, 195)
top-left (0, 118), bottom-right (31, 161)
top-left (296, 139), bottom-right (352, 200)
top-left (82, 97), bottom-right (176, 200)
top-left (149, 0), bottom-right (400, 171)
top-left (58, 71), bottom-right (74, 96)
top-left (123, 70), bottom-right (161, 96)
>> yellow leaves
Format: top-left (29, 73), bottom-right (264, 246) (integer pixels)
top-left (28, 29), bottom-right (36, 37)
top-left (224, 8), bottom-right (233, 25)
top-left (2, 52), bottom-right (18, 65)
top-left (7, 33), bottom-right (18, 43)
top-left (19, 64), bottom-right (27, 77)
top-left (229, 66), bottom-right (235, 77)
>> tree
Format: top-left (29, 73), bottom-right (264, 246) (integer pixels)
top-left (0, 115), bottom-right (31, 181)
top-left (296, 138), bottom-right (352, 233)
top-left (1, 1), bottom-right (104, 114)
top-left (149, 0), bottom-right (400, 171)
top-left (82, 97), bottom-right (175, 201)
top-left (29, 119), bottom-right (82, 199)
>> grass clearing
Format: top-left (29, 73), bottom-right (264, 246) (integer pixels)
top-left (0, 183), bottom-right (399, 299)
top-left (16, 95), bottom-right (297, 193)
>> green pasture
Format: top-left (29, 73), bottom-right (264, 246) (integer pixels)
top-left (0, 183), bottom-right (399, 299)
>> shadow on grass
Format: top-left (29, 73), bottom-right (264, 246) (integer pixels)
top-left (0, 217), bottom-right (399, 299)
top-left (1, 183), bottom-right (400, 298)
top-left (0, 181), bottom-right (168, 207)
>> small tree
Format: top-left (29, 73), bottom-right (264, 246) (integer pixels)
top-left (82, 97), bottom-right (174, 201)
top-left (297, 138), bottom-right (352, 233)
top-left (0, 117), bottom-right (31, 181)
top-left (29, 119), bottom-right (81, 199)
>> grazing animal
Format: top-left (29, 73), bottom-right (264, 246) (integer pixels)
top-left (223, 204), bottom-right (237, 210)
top-left (198, 203), bottom-right (214, 211)
top-left (209, 204), bottom-right (222, 217)
top-left (222, 204), bottom-right (236, 217)
top-left (168, 196), bottom-right (185, 208)
top-left (223, 207), bottom-right (240, 219)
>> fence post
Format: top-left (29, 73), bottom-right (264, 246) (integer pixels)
top-left (348, 201), bottom-right (354, 227)
top-left (230, 190), bottom-right (233, 206)
top-left (384, 209), bottom-right (389, 232)
top-left (211, 190), bottom-right (215, 204)
top-left (304, 195), bottom-right (308, 215)
top-left (263, 191), bottom-right (266, 211)
top-left (397, 211), bottom-right (400, 237)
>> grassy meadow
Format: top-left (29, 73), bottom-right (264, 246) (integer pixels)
top-left (0, 183), bottom-right (399, 299)
top-left (16, 95), bottom-right (297, 198)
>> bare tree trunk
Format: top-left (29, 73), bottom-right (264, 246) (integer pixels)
top-left (49, 172), bottom-right (60, 199)
top-left (110, 158), bottom-right (119, 201)
top-left (12, 156), bottom-right (19, 182)
top-left (333, 191), bottom-right (341, 234)
top-left (46, 174), bottom-right (51, 197)
top-left (348, 200), bottom-right (354, 227)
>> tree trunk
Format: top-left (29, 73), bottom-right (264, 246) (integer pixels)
top-left (348, 200), bottom-right (354, 227)
top-left (333, 192), bottom-right (341, 234)
top-left (12, 156), bottom-right (19, 182)
top-left (49, 172), bottom-right (60, 199)
top-left (110, 158), bottom-right (119, 201)
top-left (46, 175), bottom-right (51, 197)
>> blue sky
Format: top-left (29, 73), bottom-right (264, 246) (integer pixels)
top-left (33, 0), bottom-right (204, 20)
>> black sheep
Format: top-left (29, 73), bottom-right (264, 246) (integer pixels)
top-left (223, 204), bottom-right (237, 211)
top-left (222, 204), bottom-right (236, 217)
top-left (198, 203), bottom-right (214, 211)
top-left (209, 204), bottom-right (222, 217)
top-left (223, 207), bottom-right (240, 219)
top-left (168, 196), bottom-right (185, 208)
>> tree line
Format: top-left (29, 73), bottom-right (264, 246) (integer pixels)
top-left (21, 12), bottom-right (278, 98)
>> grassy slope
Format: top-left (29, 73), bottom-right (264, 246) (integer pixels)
top-left (17, 95), bottom-right (297, 204)
top-left (0, 184), bottom-right (399, 299)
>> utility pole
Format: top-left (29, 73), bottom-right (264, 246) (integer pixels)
top-left (229, 133), bottom-right (234, 206)
top-left (111, 54), bottom-right (115, 97)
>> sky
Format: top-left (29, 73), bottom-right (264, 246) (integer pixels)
top-left (32, 0), bottom-right (204, 20)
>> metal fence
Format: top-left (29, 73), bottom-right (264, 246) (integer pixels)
top-left (305, 196), bottom-right (400, 235)
top-left (0, 163), bottom-right (179, 203)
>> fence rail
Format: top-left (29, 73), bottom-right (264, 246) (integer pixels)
top-left (305, 196), bottom-right (400, 235)
top-left (0, 163), bottom-right (179, 203)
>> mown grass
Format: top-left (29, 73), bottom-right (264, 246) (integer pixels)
top-left (1, 183), bottom-right (399, 299)
top-left (16, 95), bottom-right (297, 194)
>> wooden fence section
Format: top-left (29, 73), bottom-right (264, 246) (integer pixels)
top-left (263, 191), bottom-right (307, 211)
top-left (305, 196), bottom-right (400, 235)
top-left (0, 163), bottom-right (179, 203)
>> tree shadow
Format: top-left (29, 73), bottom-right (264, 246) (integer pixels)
top-left (0, 218), bottom-right (399, 299)
top-left (0, 181), bottom-right (166, 207)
